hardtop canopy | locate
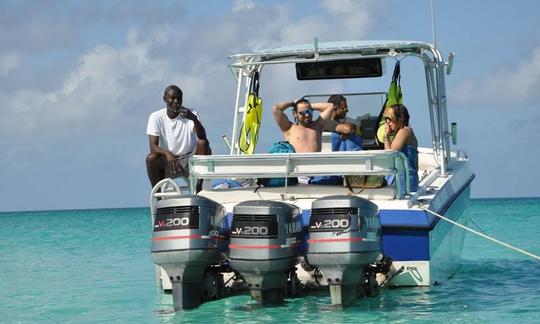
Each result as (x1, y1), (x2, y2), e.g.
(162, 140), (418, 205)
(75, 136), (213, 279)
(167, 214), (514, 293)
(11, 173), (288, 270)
(228, 40), (439, 65)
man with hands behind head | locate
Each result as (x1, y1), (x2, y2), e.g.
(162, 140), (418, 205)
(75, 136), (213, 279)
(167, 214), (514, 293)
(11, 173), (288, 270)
(325, 94), (363, 151)
(272, 98), (334, 153)
(325, 94), (357, 137)
(146, 85), (211, 191)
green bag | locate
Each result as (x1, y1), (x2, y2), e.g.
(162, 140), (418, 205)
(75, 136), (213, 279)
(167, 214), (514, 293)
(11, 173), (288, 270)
(377, 61), (403, 144)
(345, 175), (386, 190)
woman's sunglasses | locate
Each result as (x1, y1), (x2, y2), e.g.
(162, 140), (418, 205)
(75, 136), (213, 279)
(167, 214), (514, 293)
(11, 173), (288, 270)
(298, 108), (314, 117)
(384, 116), (395, 123)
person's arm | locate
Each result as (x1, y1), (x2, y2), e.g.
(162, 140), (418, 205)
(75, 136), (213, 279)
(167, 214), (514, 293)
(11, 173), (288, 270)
(181, 107), (208, 140)
(335, 122), (356, 135)
(384, 126), (411, 151)
(148, 135), (180, 174)
(272, 101), (294, 132)
(311, 102), (334, 129)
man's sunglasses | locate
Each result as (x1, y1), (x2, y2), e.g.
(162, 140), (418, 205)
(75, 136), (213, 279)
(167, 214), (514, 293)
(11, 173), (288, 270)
(298, 108), (314, 117)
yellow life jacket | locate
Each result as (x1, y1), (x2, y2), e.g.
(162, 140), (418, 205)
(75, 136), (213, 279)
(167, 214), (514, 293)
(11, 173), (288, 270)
(239, 71), (262, 154)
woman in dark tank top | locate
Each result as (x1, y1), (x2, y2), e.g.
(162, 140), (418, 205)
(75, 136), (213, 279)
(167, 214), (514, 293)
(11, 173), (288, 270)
(383, 104), (419, 192)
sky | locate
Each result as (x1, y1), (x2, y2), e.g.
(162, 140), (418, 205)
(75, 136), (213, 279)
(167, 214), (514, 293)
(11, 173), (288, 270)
(1, 0), (539, 212)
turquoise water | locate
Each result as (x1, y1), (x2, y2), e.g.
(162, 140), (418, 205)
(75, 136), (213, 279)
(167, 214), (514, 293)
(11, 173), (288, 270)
(1, 198), (539, 323)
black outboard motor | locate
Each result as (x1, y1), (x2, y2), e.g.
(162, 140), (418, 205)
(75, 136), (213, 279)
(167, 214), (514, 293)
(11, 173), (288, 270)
(151, 195), (228, 310)
(307, 195), (381, 305)
(228, 200), (304, 304)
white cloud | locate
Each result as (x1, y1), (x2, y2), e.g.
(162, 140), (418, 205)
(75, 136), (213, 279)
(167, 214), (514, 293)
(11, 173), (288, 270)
(190, 1), (375, 55)
(0, 1), (379, 149)
(452, 47), (540, 105)
(275, 1), (373, 44)
(0, 31), (173, 140)
(0, 52), (20, 75)
(232, 0), (256, 12)
(321, 0), (373, 37)
(279, 16), (328, 44)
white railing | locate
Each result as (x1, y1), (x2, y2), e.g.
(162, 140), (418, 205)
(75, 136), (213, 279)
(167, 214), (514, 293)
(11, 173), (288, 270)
(148, 178), (184, 224)
(189, 150), (410, 198)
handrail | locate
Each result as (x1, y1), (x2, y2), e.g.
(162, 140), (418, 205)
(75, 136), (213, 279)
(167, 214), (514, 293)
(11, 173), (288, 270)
(188, 150), (410, 198)
(149, 178), (183, 224)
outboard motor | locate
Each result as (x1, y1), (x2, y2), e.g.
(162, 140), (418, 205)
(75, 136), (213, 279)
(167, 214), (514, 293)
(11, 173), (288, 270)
(307, 195), (381, 305)
(151, 195), (228, 310)
(228, 200), (304, 304)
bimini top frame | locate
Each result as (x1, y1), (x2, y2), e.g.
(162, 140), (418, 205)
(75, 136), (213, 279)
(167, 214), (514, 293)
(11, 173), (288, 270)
(227, 39), (453, 175)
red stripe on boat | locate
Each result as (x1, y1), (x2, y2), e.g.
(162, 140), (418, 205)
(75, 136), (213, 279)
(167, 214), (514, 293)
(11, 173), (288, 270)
(307, 237), (363, 243)
(152, 234), (202, 241)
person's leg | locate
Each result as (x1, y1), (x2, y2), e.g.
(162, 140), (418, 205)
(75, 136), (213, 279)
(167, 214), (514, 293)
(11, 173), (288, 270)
(146, 153), (166, 188)
(331, 132), (342, 151)
(344, 134), (363, 151)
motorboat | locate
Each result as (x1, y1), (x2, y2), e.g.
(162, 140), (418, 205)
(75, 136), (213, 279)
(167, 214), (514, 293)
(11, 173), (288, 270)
(149, 39), (474, 308)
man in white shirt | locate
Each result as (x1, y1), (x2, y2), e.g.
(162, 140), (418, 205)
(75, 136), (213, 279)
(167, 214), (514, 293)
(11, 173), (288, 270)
(146, 85), (211, 191)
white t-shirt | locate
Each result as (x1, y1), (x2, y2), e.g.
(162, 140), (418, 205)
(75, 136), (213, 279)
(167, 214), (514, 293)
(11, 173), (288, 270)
(146, 108), (199, 157)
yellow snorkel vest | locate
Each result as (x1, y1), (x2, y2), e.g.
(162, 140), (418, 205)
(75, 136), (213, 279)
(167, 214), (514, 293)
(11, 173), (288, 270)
(239, 71), (262, 155)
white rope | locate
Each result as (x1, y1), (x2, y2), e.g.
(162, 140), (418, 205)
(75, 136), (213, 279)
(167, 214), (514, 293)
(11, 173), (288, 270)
(421, 207), (540, 261)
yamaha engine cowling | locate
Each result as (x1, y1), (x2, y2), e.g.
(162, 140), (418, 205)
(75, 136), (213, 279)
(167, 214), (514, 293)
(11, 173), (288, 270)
(151, 195), (228, 310)
(228, 200), (304, 304)
(307, 195), (381, 305)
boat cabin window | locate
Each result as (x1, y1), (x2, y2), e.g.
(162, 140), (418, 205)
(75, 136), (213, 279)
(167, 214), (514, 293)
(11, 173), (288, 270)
(296, 58), (384, 80)
(303, 92), (386, 149)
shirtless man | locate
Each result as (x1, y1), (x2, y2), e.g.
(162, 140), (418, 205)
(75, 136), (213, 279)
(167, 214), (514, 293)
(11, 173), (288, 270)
(272, 99), (334, 152)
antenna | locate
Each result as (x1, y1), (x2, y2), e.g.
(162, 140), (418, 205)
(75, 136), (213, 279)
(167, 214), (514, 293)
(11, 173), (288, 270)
(431, 0), (437, 47)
